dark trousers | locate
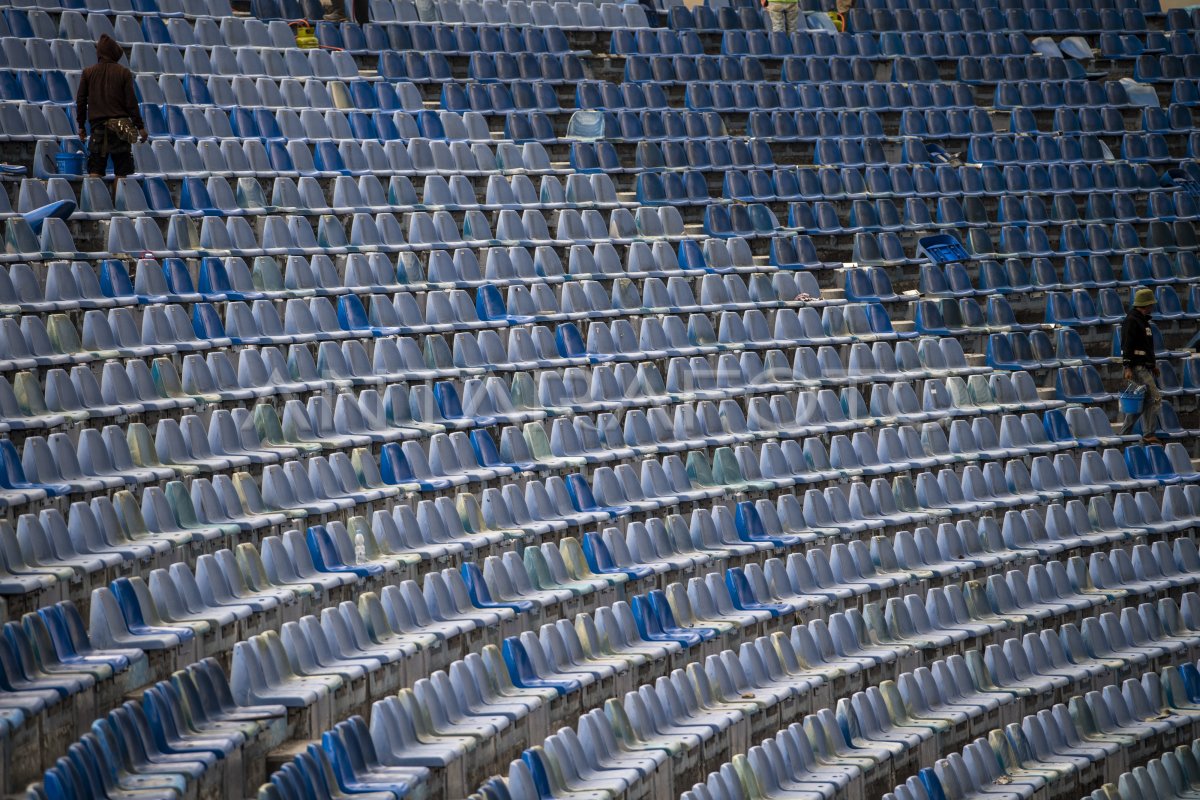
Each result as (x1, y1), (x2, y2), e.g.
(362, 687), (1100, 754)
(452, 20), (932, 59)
(86, 123), (134, 177)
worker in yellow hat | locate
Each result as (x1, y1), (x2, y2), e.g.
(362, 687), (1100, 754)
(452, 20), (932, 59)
(1120, 287), (1161, 443)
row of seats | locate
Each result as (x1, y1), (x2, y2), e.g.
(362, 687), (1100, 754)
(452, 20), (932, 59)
(722, 27), (1160, 62)
(845, 0), (1156, 11)
(710, 192), (1200, 252)
(6, 470), (631, 607)
(718, 162), (1167, 203)
(760, 105), (1175, 141)
(870, 29), (1099, 58)
(629, 53), (884, 86)
(672, 0), (1156, 31)
(1047, 286), (1200, 326)
(63, 109), (558, 151)
(0, 237), (785, 313)
(114, 43), (563, 84)
(681, 82), (1131, 118)
(845, 5), (1155, 34)
(87, 110), (1180, 173)
(312, 19), (575, 56)
(663, 1), (815, 31)
(381, 51), (587, 85)
(0, 36), (109, 75)
(0, 100), (507, 149)
(993, 79), (1153, 110)
(38, 8), (578, 57)
(15, 201), (656, 258)
(958, 54), (1107, 84)
(134, 103), (549, 144)
(0, 299), (984, 391)
(3, 66), (381, 111)
(588, 84), (987, 118)
(996, 325), (1166, 375)
(125, 75), (563, 115)
(907, 294), (1050, 336)
(635, 52), (1087, 86)
(1101, 30), (1200, 59)
(770, 192), (1200, 236)
(575, 140), (772, 175)
(903, 254), (1200, 302)
(129, 44), (360, 80)
(1015, 106), (1196, 137)
(850, 220), (1199, 266)
(111, 137), (562, 181)
(585, 106), (772, 142)
(12, 172), (647, 226)
(27, 204), (709, 261)
(1054, 364), (1140, 405)
(1133, 54), (1200, 84)
(990, 333), (1199, 387)
(5, 0), (233, 16)
(916, 288), (1185, 339)
(895, 134), (1117, 169)
(859, 262), (1190, 311)
(41, 9), (299, 48)
(363, 0), (654, 29)
(720, 29), (887, 58)
(0, 237), (774, 314)
(39, 323), (978, 415)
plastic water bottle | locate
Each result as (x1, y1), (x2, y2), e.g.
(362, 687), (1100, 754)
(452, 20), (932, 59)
(354, 533), (366, 565)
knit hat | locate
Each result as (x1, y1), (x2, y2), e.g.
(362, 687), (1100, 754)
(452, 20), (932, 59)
(1133, 287), (1156, 308)
(95, 34), (122, 63)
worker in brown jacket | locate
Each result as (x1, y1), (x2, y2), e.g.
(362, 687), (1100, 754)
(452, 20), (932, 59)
(75, 35), (146, 178)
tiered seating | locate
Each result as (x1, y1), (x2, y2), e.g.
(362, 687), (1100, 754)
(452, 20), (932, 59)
(1086, 738), (1200, 799)
(363, 0), (652, 29)
(882, 681), (1200, 800)
(3, 0), (1198, 799)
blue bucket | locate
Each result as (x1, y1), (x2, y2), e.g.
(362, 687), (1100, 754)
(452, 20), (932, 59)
(55, 150), (85, 176)
(1119, 386), (1144, 415)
